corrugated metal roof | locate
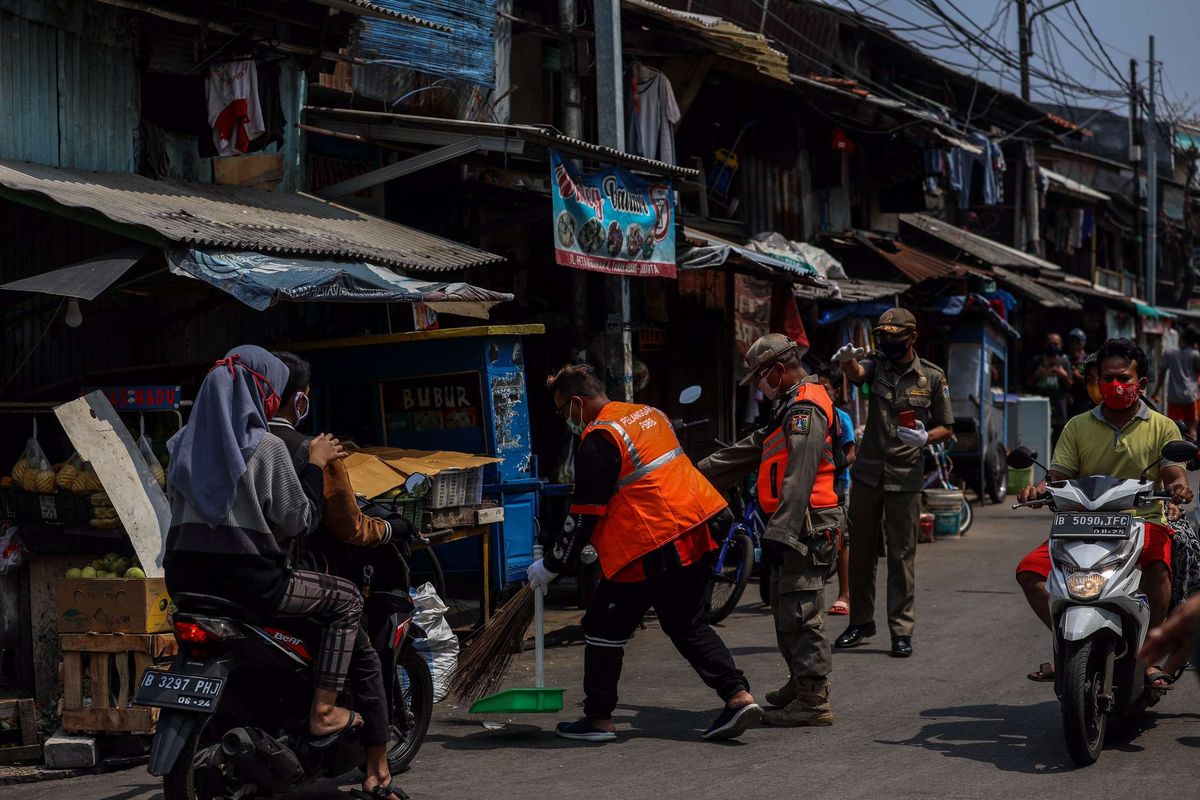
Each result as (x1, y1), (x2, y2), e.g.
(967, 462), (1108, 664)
(992, 266), (1080, 310)
(304, 107), (700, 179)
(0, 159), (504, 272)
(310, 0), (449, 31)
(1041, 167), (1110, 203)
(623, 0), (790, 84)
(899, 213), (1062, 273)
(794, 278), (909, 303)
(851, 232), (988, 282)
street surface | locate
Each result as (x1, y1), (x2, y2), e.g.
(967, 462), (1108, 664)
(14, 501), (1200, 799)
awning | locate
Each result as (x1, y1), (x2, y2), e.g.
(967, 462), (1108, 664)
(1041, 167), (1109, 203)
(849, 231), (988, 282)
(0, 159), (504, 272)
(167, 248), (513, 317)
(991, 266), (1081, 310)
(0, 246), (148, 300)
(1135, 302), (1177, 319)
(899, 213), (1061, 273)
(1036, 274), (1134, 308)
(679, 227), (827, 284)
(794, 278), (909, 303)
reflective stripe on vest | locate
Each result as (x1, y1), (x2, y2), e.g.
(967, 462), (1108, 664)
(579, 402), (727, 579)
(758, 383), (840, 514)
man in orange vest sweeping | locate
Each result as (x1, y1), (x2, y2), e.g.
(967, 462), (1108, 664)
(526, 364), (762, 743)
(697, 334), (844, 727)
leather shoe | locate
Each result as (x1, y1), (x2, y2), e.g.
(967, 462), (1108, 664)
(834, 623), (876, 649)
(891, 636), (913, 658)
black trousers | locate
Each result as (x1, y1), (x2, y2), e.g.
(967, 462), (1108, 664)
(580, 558), (749, 720)
(345, 626), (390, 746)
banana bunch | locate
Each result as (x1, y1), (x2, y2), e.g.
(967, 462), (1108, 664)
(89, 492), (120, 529)
(13, 459), (56, 494)
(56, 460), (79, 490)
(69, 464), (103, 496)
(146, 458), (166, 488)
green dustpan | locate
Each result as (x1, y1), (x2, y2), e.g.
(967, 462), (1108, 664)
(469, 545), (565, 715)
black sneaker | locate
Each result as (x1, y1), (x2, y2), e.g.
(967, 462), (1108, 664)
(555, 718), (617, 742)
(702, 703), (763, 741)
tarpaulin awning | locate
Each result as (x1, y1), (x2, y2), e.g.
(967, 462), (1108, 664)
(680, 227), (827, 285)
(794, 278), (909, 303)
(1040, 167), (1109, 203)
(1135, 302), (1177, 319)
(0, 246), (148, 300)
(167, 248), (513, 316)
(899, 213), (1061, 273)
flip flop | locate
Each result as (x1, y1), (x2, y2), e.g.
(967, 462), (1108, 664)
(1146, 669), (1176, 690)
(828, 600), (850, 616)
(1027, 662), (1055, 682)
(308, 707), (363, 749)
(350, 778), (410, 800)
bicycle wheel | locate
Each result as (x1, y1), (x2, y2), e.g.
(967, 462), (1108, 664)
(958, 495), (974, 536)
(702, 533), (754, 624)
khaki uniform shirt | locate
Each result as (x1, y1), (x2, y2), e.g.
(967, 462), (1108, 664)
(850, 354), (954, 492)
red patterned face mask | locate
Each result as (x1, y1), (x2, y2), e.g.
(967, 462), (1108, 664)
(212, 355), (281, 418)
(1099, 379), (1139, 410)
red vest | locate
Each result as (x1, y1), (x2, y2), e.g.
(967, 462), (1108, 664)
(572, 402), (727, 579)
(758, 383), (840, 514)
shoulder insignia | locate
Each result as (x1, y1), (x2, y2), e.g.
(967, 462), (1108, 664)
(789, 409), (812, 435)
(942, 383), (951, 399)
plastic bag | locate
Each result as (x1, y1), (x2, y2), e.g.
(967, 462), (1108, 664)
(12, 420), (55, 494)
(137, 434), (166, 488)
(408, 582), (459, 702)
(56, 451), (83, 491)
(68, 460), (103, 496)
(0, 526), (24, 576)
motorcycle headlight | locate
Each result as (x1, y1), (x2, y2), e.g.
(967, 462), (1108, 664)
(1065, 571), (1107, 601)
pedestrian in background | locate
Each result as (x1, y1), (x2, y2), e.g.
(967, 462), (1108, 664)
(818, 367), (856, 617)
(830, 308), (954, 658)
(1155, 327), (1200, 439)
(699, 334), (844, 726)
(1029, 332), (1074, 445)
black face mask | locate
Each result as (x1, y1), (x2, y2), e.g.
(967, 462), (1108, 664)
(1046, 345), (1062, 356)
(880, 337), (911, 360)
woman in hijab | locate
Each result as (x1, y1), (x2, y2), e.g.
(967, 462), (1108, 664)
(164, 345), (363, 741)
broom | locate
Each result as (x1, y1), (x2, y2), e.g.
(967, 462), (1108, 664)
(448, 584), (536, 704)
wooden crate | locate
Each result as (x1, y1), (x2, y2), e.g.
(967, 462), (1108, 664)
(0, 698), (41, 764)
(60, 632), (177, 734)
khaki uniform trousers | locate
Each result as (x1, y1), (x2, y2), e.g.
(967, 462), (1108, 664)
(771, 532), (838, 680)
(846, 487), (921, 638)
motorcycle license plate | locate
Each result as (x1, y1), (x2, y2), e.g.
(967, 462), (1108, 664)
(134, 669), (224, 712)
(1050, 512), (1131, 539)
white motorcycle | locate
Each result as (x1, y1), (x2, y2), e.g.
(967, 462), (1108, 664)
(1008, 440), (1196, 766)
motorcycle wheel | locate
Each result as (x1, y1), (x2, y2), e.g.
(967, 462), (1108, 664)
(1061, 638), (1109, 766)
(986, 444), (1008, 503)
(387, 648), (433, 773)
(957, 496), (974, 536)
(701, 533), (754, 624)
(163, 721), (224, 800)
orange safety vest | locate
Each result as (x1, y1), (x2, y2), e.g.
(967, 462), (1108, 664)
(758, 383), (840, 515)
(571, 402), (727, 580)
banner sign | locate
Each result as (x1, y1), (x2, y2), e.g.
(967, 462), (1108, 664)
(551, 150), (676, 277)
(733, 274), (772, 383)
(84, 386), (182, 411)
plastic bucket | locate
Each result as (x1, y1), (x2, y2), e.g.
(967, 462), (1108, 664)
(924, 489), (963, 538)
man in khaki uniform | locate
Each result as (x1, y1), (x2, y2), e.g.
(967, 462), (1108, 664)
(832, 308), (954, 658)
(698, 334), (843, 726)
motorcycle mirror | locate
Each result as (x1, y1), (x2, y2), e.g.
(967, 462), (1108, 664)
(404, 473), (431, 498)
(1176, 420), (1196, 443)
(679, 385), (702, 406)
(1161, 441), (1200, 464)
(1005, 446), (1038, 471)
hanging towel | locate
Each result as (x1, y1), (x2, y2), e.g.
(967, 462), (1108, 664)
(206, 60), (265, 156)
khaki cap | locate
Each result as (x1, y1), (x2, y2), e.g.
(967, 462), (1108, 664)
(740, 333), (797, 385)
(874, 307), (917, 335)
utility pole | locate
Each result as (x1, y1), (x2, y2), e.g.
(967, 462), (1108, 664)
(1130, 58), (1144, 288)
(559, 0), (589, 351)
(593, 0), (634, 401)
(1017, 0), (1031, 102)
(1146, 35), (1158, 307)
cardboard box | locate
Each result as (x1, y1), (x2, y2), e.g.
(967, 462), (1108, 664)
(57, 578), (171, 634)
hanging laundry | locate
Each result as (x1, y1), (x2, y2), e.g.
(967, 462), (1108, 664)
(947, 132), (1001, 209)
(206, 60), (265, 156)
(624, 64), (681, 164)
(247, 60), (286, 154)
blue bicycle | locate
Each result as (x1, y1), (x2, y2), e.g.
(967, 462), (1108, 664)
(702, 481), (768, 624)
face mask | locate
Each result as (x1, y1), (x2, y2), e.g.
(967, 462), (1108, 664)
(565, 398), (586, 436)
(1099, 379), (1140, 410)
(1087, 381), (1103, 406)
(1046, 345), (1062, 356)
(757, 363), (784, 400)
(880, 337), (910, 360)
(294, 393), (310, 425)
(212, 355), (280, 419)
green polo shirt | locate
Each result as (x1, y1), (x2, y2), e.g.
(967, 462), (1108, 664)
(1049, 401), (1183, 522)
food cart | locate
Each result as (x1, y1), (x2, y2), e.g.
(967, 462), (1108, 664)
(297, 325), (544, 614)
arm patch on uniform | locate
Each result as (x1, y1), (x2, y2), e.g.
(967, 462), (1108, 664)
(941, 383), (950, 399)
(789, 409), (811, 435)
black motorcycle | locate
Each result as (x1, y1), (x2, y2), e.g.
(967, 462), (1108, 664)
(137, 537), (433, 800)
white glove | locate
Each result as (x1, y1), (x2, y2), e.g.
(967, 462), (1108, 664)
(526, 558), (558, 594)
(832, 344), (865, 364)
(896, 419), (929, 448)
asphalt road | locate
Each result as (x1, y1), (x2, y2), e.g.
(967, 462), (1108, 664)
(14, 501), (1200, 800)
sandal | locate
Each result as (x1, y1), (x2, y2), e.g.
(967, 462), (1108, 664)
(828, 600), (850, 616)
(1027, 662), (1055, 682)
(1146, 669), (1176, 690)
(308, 707), (362, 749)
(350, 778), (410, 800)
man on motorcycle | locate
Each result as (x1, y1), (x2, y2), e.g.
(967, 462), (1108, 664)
(269, 352), (410, 800)
(1016, 338), (1194, 687)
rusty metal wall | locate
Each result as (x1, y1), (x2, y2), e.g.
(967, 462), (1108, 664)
(741, 153), (805, 241)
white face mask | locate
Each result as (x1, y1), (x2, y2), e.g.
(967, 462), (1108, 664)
(757, 363), (784, 400)
(294, 393), (310, 425)
(565, 397), (585, 436)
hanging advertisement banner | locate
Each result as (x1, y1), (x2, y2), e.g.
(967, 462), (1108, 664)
(733, 274), (772, 383)
(551, 150), (676, 277)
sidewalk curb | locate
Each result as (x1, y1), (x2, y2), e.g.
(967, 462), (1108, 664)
(0, 765), (100, 786)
